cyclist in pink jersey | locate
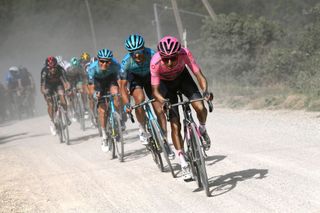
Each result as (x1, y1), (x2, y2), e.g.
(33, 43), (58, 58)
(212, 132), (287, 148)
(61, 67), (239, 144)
(151, 36), (213, 180)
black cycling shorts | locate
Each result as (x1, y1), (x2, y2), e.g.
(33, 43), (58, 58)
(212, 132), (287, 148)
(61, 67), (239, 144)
(94, 73), (119, 96)
(128, 73), (153, 99)
(161, 67), (202, 119)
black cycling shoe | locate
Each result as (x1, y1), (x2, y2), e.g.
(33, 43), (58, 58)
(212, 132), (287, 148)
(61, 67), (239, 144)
(200, 131), (211, 151)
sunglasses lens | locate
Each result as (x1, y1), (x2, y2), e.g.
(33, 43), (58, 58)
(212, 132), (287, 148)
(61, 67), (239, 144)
(162, 56), (178, 63)
(131, 49), (144, 56)
(99, 60), (110, 64)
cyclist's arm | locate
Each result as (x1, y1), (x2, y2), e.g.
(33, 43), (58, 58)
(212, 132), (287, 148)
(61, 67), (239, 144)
(120, 80), (129, 105)
(40, 69), (47, 94)
(152, 84), (166, 104)
(194, 70), (208, 93)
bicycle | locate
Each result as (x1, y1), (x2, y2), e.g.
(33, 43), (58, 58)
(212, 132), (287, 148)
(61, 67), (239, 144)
(73, 87), (86, 131)
(129, 99), (176, 178)
(50, 93), (70, 145)
(165, 91), (213, 196)
(99, 93), (124, 162)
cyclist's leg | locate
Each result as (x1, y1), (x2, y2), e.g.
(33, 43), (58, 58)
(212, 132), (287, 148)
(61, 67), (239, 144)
(57, 85), (71, 125)
(180, 69), (211, 148)
(87, 83), (95, 114)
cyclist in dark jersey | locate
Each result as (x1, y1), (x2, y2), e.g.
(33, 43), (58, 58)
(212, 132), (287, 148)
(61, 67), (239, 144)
(40, 56), (71, 135)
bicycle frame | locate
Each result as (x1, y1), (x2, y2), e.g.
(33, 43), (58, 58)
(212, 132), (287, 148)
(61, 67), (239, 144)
(100, 93), (124, 161)
(131, 99), (175, 177)
(168, 91), (213, 196)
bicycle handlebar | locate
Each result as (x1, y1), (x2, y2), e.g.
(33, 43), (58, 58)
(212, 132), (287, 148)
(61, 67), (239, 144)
(164, 93), (214, 121)
(131, 98), (155, 110)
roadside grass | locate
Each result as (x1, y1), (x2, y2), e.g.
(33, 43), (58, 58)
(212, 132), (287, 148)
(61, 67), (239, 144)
(211, 84), (320, 111)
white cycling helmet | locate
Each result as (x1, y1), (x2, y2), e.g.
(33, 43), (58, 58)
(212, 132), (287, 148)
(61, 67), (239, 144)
(9, 66), (19, 72)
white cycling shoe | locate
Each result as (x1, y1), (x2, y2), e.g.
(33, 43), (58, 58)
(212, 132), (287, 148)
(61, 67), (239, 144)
(181, 165), (192, 181)
(50, 123), (57, 136)
(139, 130), (150, 145)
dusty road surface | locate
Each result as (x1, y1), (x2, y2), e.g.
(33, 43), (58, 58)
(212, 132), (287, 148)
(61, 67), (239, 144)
(1, 108), (320, 213)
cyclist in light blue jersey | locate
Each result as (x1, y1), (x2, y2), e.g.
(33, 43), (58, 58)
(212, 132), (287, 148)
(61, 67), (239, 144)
(88, 49), (121, 147)
(119, 34), (174, 158)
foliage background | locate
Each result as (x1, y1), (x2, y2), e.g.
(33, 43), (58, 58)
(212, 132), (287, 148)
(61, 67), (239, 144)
(1, 0), (320, 110)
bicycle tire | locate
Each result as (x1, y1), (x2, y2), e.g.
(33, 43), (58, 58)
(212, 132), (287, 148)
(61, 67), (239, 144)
(61, 108), (70, 145)
(105, 118), (115, 159)
(150, 120), (175, 177)
(190, 123), (210, 196)
(113, 112), (124, 162)
(77, 93), (85, 131)
(56, 112), (64, 143)
(148, 135), (164, 172)
(188, 135), (202, 188)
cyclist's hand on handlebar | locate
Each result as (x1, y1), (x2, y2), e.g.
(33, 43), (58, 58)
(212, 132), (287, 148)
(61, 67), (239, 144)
(203, 91), (214, 101)
(162, 99), (171, 112)
(95, 91), (101, 99)
(124, 103), (132, 113)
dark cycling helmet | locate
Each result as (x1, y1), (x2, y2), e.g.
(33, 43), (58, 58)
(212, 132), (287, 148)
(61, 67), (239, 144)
(70, 57), (80, 66)
(97, 49), (113, 59)
(157, 36), (181, 57)
(45, 56), (58, 68)
(125, 34), (144, 51)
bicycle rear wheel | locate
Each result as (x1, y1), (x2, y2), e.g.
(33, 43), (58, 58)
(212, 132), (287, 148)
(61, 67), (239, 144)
(113, 112), (124, 162)
(190, 124), (210, 196)
(150, 120), (175, 178)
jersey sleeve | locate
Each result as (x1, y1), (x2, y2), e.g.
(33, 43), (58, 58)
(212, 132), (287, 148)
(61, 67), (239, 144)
(150, 54), (161, 86)
(184, 48), (200, 74)
(119, 54), (130, 80)
(40, 68), (47, 87)
(87, 62), (98, 83)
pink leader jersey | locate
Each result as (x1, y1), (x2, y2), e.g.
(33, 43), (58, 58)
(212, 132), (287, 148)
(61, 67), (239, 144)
(150, 47), (201, 85)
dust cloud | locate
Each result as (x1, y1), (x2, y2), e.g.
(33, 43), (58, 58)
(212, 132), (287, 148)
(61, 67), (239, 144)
(0, 0), (184, 115)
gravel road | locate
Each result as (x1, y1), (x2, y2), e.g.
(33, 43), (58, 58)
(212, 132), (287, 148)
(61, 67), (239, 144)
(1, 108), (320, 213)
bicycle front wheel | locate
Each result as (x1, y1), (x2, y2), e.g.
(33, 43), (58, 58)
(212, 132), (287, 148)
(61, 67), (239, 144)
(60, 108), (70, 145)
(148, 135), (164, 172)
(77, 93), (85, 131)
(112, 112), (124, 162)
(150, 120), (175, 177)
(190, 123), (210, 197)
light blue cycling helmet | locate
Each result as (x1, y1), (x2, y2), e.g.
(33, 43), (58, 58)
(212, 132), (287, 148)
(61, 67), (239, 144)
(97, 49), (113, 59)
(125, 34), (144, 51)
(70, 57), (80, 66)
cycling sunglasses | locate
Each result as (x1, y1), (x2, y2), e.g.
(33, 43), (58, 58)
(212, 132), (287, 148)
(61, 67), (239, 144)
(161, 55), (178, 63)
(130, 49), (145, 56)
(99, 59), (111, 64)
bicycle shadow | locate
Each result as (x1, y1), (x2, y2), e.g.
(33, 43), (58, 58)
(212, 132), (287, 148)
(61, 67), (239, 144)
(124, 127), (139, 134)
(124, 147), (149, 162)
(0, 132), (28, 145)
(123, 134), (139, 144)
(69, 133), (100, 145)
(206, 155), (227, 166)
(207, 168), (268, 197)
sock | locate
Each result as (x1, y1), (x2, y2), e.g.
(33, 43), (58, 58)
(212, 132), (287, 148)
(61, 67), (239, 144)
(178, 150), (188, 168)
(102, 129), (107, 139)
(139, 123), (146, 133)
(199, 123), (206, 134)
